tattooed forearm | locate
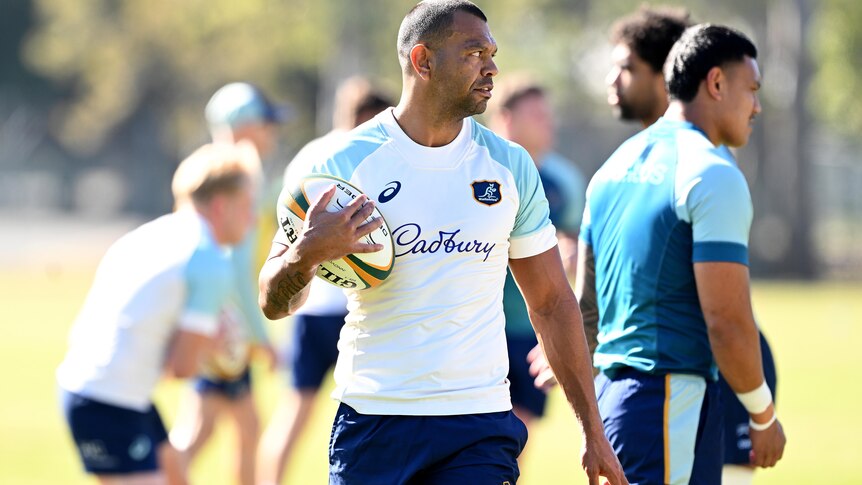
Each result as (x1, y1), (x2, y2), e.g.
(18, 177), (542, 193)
(268, 271), (310, 314)
(259, 248), (314, 320)
(577, 245), (600, 358)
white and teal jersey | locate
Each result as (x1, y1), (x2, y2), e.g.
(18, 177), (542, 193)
(57, 210), (233, 411)
(581, 118), (752, 380)
(274, 108), (557, 415)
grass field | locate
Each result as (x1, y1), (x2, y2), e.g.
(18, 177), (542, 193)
(1, 261), (860, 484)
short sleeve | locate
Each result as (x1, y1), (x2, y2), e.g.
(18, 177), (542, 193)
(677, 163), (753, 265)
(180, 246), (233, 335)
(509, 148), (557, 259)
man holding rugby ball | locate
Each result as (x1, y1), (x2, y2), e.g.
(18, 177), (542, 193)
(258, 2), (624, 484)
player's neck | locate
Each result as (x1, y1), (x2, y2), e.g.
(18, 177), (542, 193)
(392, 100), (464, 148)
(664, 101), (721, 146)
(640, 110), (664, 130)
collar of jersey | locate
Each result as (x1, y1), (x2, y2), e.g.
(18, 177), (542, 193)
(377, 108), (473, 169)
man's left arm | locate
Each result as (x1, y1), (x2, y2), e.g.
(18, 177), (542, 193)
(509, 247), (626, 485)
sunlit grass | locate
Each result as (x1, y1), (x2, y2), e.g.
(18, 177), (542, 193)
(1, 267), (859, 484)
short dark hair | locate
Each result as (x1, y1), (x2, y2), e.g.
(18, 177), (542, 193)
(397, 0), (487, 64)
(665, 24), (758, 102)
(609, 6), (692, 73)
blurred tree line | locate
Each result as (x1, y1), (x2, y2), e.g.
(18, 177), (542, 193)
(2, 0), (860, 277)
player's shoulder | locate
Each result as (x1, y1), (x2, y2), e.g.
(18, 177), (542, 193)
(285, 131), (349, 183)
(470, 118), (525, 153)
(286, 119), (391, 184)
(607, 127), (653, 164)
(469, 118), (532, 167)
(319, 116), (392, 178)
(675, 144), (750, 213)
(591, 128), (652, 184)
(680, 141), (745, 186)
(541, 152), (585, 182)
(183, 214), (232, 276)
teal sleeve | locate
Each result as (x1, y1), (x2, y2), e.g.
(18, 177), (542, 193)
(183, 245), (233, 335)
(678, 163), (752, 264)
(512, 148), (552, 239)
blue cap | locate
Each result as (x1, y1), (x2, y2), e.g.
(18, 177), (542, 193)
(205, 82), (291, 129)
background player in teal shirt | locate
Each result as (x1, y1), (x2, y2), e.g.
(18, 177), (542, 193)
(600, 9), (781, 484)
(577, 24), (786, 484)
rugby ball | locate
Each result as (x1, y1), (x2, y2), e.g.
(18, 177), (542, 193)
(277, 174), (394, 290)
(198, 303), (250, 380)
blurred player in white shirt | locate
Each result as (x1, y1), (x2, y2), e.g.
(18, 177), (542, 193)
(58, 143), (260, 485)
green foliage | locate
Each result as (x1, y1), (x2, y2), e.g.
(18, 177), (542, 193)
(21, 0), (862, 157)
(810, 0), (862, 136)
(24, 0), (332, 154)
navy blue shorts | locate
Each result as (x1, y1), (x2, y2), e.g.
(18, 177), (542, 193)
(194, 367), (252, 400)
(329, 403), (527, 485)
(61, 390), (168, 474)
(719, 331), (778, 465)
(596, 369), (723, 485)
(289, 313), (345, 389)
(506, 333), (547, 418)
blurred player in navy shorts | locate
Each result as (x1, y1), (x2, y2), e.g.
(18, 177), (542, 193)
(58, 143), (260, 485)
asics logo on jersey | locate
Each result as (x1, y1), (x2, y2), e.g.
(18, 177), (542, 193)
(471, 180), (502, 205)
(378, 181), (402, 203)
(393, 223), (495, 262)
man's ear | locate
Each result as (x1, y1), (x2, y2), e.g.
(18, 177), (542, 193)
(705, 66), (724, 100)
(409, 44), (432, 80)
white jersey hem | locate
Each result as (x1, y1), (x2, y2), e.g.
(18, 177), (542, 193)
(333, 395), (513, 416)
(509, 223), (558, 259)
(57, 380), (151, 412)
